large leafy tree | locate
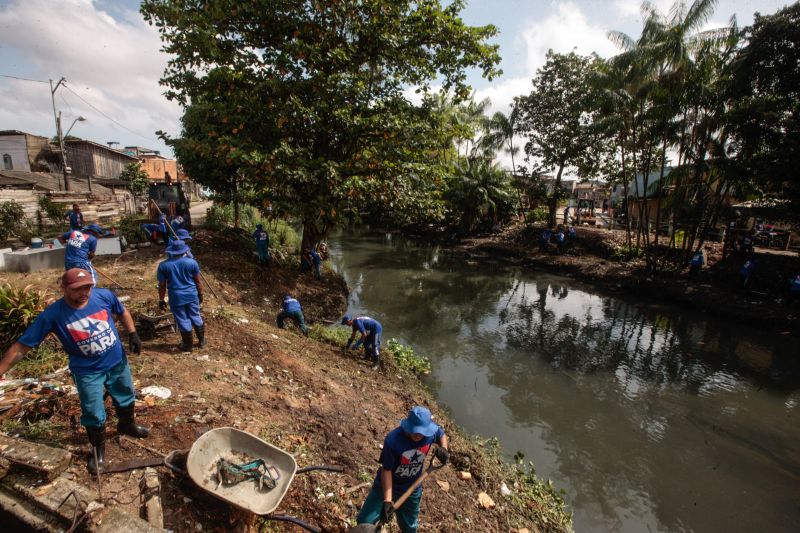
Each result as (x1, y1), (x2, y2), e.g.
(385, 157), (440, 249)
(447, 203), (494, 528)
(726, 2), (800, 223)
(515, 51), (603, 227)
(141, 0), (500, 248)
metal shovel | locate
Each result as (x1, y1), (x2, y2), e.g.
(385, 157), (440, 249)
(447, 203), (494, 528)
(348, 448), (447, 533)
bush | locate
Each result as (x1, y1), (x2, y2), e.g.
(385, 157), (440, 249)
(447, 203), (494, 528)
(528, 206), (549, 223)
(0, 201), (33, 244)
(611, 244), (645, 261)
(116, 214), (150, 244)
(0, 284), (47, 352)
(37, 196), (65, 226)
(386, 339), (431, 375)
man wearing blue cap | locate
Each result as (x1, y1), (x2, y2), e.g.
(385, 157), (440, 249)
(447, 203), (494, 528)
(252, 224), (270, 265)
(59, 223), (103, 284)
(342, 315), (383, 369)
(356, 405), (449, 532)
(166, 228), (194, 258)
(277, 294), (308, 336)
(157, 239), (205, 352)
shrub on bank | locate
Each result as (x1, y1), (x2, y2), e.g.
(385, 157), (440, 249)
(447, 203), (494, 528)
(0, 284), (47, 352)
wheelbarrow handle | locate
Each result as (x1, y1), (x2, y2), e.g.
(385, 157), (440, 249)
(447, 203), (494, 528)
(296, 465), (345, 475)
(268, 514), (322, 533)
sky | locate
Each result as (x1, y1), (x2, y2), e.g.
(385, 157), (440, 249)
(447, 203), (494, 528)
(0, 0), (791, 163)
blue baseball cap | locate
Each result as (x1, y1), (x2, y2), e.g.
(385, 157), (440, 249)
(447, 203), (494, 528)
(400, 406), (437, 437)
(165, 239), (190, 256)
(176, 229), (192, 241)
(341, 315), (351, 325)
(82, 223), (103, 235)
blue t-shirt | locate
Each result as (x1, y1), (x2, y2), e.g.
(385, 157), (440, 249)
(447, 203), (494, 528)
(352, 316), (382, 335)
(541, 230), (551, 242)
(375, 426), (445, 494)
(691, 253), (704, 266)
(282, 297), (301, 313)
(62, 231), (97, 266)
(253, 229), (269, 247)
(66, 210), (84, 230)
(157, 256), (201, 306)
(19, 289), (126, 375)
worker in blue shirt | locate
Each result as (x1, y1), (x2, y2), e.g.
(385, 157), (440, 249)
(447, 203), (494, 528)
(739, 258), (757, 289)
(0, 268), (148, 474)
(64, 203), (85, 230)
(342, 314), (383, 369)
(539, 229), (552, 252)
(170, 215), (186, 231)
(689, 249), (705, 279)
(787, 274), (800, 305)
(301, 247), (322, 278)
(276, 294), (308, 336)
(157, 240), (205, 352)
(252, 224), (271, 265)
(59, 223), (103, 284)
(356, 406), (449, 533)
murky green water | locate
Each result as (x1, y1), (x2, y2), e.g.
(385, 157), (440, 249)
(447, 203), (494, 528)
(329, 231), (800, 533)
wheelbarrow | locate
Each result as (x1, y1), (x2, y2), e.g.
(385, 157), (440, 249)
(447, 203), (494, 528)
(106, 428), (342, 532)
(182, 427), (343, 532)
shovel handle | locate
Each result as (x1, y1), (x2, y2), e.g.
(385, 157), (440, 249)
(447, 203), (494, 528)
(392, 446), (446, 511)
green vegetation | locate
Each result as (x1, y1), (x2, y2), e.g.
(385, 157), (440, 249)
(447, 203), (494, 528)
(205, 203), (301, 251)
(116, 214), (150, 244)
(309, 327), (431, 375)
(0, 284), (47, 352)
(141, 0), (501, 248)
(118, 161), (150, 195)
(0, 419), (65, 445)
(12, 339), (68, 378)
(0, 201), (32, 244)
(37, 196), (66, 227)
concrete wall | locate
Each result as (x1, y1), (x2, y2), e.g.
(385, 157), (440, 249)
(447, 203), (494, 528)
(0, 135), (31, 171)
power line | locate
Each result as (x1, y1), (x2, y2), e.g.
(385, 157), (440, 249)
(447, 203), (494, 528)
(62, 83), (156, 141)
(0, 73), (49, 84)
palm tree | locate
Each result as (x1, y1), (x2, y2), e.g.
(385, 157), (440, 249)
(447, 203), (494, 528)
(446, 158), (514, 232)
(482, 107), (527, 220)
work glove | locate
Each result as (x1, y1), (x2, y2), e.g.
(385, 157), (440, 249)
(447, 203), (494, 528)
(159, 300), (167, 311)
(198, 293), (204, 304)
(435, 447), (450, 466)
(380, 501), (394, 523)
(129, 332), (142, 355)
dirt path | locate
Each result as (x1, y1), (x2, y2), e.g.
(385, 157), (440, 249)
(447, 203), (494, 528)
(1, 228), (571, 533)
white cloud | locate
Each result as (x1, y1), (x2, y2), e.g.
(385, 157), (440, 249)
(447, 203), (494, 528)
(520, 2), (619, 75)
(0, 0), (179, 155)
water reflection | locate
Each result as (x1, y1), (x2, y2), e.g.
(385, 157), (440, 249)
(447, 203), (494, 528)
(329, 232), (800, 533)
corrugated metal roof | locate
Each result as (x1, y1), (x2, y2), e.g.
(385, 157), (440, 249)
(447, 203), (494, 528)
(0, 170), (114, 194)
(65, 139), (140, 160)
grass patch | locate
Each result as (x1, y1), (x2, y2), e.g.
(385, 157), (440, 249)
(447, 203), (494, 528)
(12, 338), (68, 378)
(1, 419), (65, 444)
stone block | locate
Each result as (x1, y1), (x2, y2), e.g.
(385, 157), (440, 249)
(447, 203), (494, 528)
(0, 247), (11, 270)
(93, 506), (167, 533)
(0, 435), (72, 481)
(2, 247), (65, 273)
(2, 473), (97, 524)
(95, 236), (122, 256)
(0, 484), (63, 533)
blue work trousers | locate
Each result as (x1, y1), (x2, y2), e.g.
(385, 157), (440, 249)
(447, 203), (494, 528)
(72, 358), (136, 428)
(359, 330), (382, 361)
(65, 261), (96, 285)
(277, 310), (308, 335)
(356, 485), (422, 533)
(256, 242), (271, 264)
(171, 300), (204, 332)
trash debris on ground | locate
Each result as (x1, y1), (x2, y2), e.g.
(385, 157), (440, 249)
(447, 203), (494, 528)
(140, 386), (172, 399)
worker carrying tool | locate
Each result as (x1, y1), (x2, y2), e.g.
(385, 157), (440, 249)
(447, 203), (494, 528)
(167, 228), (195, 258)
(276, 294), (309, 336)
(252, 224), (271, 265)
(157, 239), (205, 352)
(0, 268), (148, 474)
(301, 247), (322, 279)
(342, 315), (383, 370)
(58, 223), (103, 284)
(355, 406), (449, 533)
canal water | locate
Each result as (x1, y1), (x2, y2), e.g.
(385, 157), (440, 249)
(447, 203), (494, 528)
(328, 231), (800, 533)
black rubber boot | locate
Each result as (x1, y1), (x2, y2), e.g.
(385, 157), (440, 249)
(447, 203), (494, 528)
(178, 330), (194, 352)
(86, 425), (106, 475)
(116, 404), (150, 438)
(195, 325), (206, 347)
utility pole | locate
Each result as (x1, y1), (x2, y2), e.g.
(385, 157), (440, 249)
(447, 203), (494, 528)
(50, 77), (69, 191)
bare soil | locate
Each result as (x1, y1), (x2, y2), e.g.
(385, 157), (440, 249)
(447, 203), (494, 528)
(1, 229), (569, 533)
(451, 223), (800, 337)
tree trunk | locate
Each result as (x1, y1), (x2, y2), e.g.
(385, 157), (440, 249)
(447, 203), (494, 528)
(548, 161), (565, 228)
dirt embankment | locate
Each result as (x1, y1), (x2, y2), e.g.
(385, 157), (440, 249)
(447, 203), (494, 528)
(448, 223), (800, 336)
(1, 229), (571, 533)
